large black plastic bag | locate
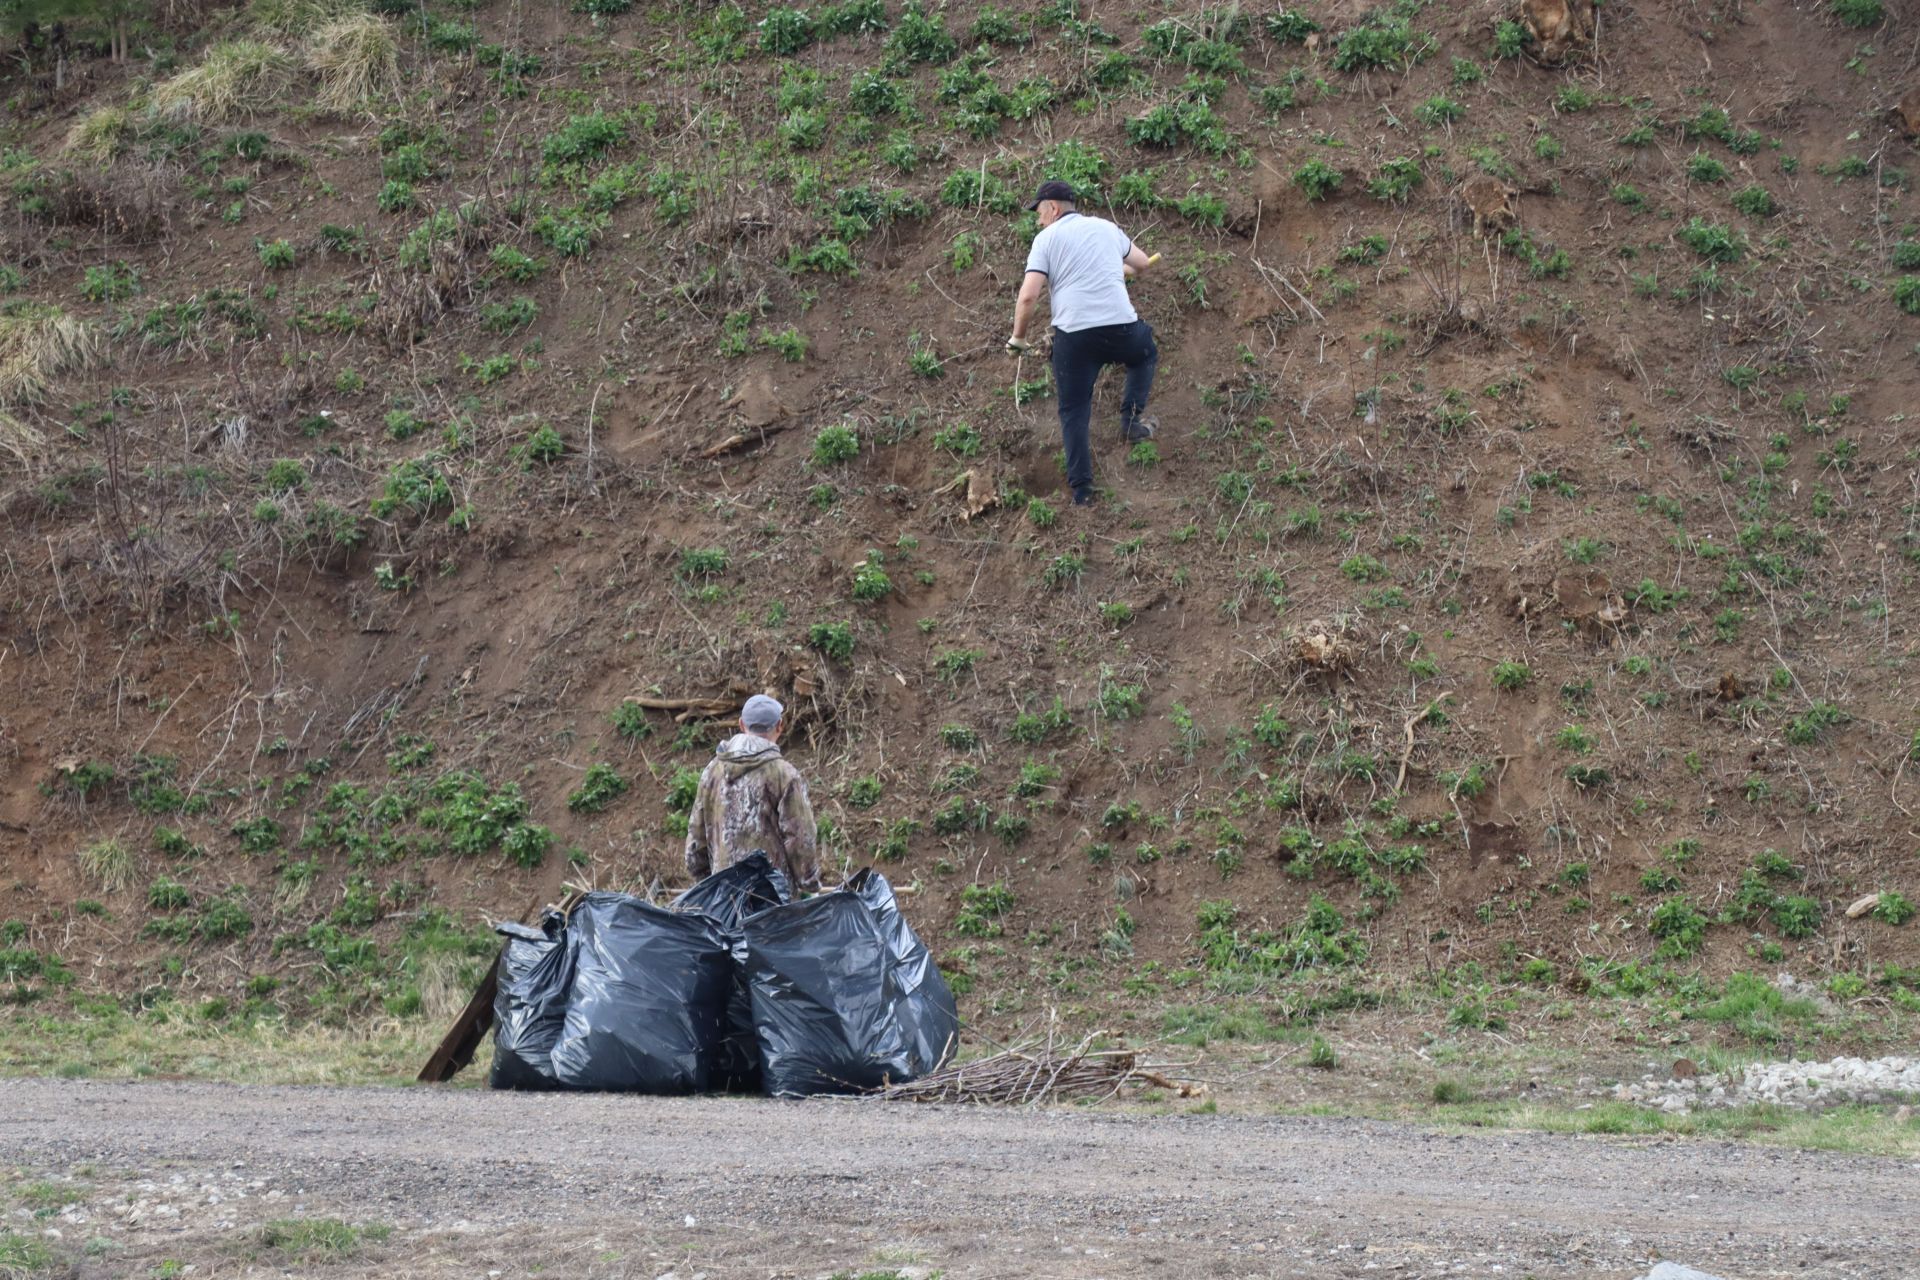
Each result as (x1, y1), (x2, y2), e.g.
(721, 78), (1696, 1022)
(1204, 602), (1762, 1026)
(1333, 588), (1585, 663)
(549, 892), (735, 1094)
(488, 914), (573, 1090)
(744, 870), (958, 1097)
(672, 852), (790, 929)
(853, 870), (960, 1076)
(672, 854), (792, 1093)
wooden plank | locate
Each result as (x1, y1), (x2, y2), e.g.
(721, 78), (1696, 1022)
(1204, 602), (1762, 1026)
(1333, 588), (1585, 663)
(416, 891), (585, 1085)
(416, 950), (502, 1084)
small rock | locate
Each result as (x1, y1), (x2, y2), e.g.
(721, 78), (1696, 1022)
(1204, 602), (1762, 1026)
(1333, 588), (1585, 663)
(1671, 1058), (1698, 1081)
(1636, 1265), (1729, 1280)
(1845, 893), (1881, 919)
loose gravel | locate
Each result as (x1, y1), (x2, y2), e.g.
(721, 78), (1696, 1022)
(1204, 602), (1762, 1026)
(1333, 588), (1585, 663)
(2, 1079), (1917, 1278)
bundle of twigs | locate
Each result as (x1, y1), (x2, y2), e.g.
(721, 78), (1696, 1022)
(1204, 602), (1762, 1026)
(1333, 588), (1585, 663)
(867, 1035), (1201, 1106)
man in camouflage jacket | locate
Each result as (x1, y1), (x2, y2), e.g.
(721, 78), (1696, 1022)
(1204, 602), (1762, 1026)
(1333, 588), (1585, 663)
(683, 694), (820, 892)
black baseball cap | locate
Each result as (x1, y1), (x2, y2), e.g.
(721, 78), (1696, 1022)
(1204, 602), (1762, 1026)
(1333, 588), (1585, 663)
(1026, 180), (1076, 210)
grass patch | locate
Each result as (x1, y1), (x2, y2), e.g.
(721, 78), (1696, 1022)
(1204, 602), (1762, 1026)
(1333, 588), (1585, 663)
(261, 1217), (392, 1259)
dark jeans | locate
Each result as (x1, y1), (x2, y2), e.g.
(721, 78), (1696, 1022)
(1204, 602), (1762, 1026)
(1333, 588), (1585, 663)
(1051, 320), (1157, 502)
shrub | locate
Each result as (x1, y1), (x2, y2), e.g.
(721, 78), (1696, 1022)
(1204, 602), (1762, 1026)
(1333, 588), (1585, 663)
(1415, 95), (1463, 126)
(256, 239), (295, 269)
(1266, 9), (1319, 42)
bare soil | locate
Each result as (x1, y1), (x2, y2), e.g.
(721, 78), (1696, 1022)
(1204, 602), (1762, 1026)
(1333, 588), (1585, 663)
(3, 1078), (1917, 1279)
(2, 0), (1919, 1104)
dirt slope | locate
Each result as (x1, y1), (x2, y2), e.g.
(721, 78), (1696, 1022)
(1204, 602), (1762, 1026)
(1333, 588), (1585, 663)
(0, 0), (1917, 1035)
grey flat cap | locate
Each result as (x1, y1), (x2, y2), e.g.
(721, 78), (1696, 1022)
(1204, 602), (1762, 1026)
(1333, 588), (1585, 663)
(741, 694), (784, 729)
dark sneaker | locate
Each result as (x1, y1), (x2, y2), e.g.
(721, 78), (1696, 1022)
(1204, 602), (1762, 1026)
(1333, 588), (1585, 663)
(1073, 490), (1096, 506)
(1123, 414), (1158, 443)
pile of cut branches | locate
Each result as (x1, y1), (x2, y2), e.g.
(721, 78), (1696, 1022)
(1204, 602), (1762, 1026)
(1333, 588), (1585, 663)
(867, 1036), (1201, 1106)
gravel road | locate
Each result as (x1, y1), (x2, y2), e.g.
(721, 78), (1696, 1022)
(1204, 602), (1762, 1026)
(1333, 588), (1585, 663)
(1, 1079), (1913, 1279)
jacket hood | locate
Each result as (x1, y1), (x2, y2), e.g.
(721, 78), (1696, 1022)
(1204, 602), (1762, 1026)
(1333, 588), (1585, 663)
(716, 733), (784, 768)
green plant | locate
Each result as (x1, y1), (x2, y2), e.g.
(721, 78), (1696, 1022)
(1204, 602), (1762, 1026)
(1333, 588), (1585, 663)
(677, 548), (728, 582)
(1731, 185), (1777, 217)
(935, 648), (981, 683)
(887, 3), (956, 64)
(566, 762), (628, 814)
(80, 261), (138, 301)
(812, 422), (860, 466)
(1368, 157), (1422, 203)
(1491, 19), (1527, 58)
(807, 621), (854, 662)
(953, 881), (1013, 936)
(610, 701), (652, 742)
(1686, 152), (1728, 183)
(1293, 158), (1343, 201)
(1871, 890), (1913, 925)
(851, 552), (892, 602)
(932, 420), (982, 457)
(1830, 0), (1883, 27)
(1894, 276), (1920, 316)
(759, 326), (808, 362)
(1415, 95), (1463, 126)
(1680, 217), (1745, 263)
(480, 296), (538, 333)
(1489, 660), (1536, 690)
(1650, 896), (1710, 957)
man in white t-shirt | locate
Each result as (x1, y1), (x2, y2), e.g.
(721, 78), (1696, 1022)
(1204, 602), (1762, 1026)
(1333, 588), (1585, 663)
(1007, 181), (1159, 507)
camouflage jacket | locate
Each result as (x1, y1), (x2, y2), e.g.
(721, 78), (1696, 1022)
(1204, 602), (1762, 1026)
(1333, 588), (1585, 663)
(683, 733), (819, 892)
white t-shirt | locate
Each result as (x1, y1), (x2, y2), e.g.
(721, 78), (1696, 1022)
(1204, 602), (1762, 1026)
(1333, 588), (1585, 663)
(1024, 212), (1138, 333)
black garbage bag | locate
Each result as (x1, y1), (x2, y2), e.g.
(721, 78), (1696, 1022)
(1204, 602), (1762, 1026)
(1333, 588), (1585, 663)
(743, 870), (959, 1097)
(672, 854), (793, 1094)
(852, 870), (960, 1075)
(488, 913), (573, 1091)
(671, 852), (791, 930)
(549, 892), (734, 1094)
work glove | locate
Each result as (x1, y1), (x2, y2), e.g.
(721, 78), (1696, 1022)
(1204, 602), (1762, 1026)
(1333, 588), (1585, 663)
(1005, 336), (1036, 354)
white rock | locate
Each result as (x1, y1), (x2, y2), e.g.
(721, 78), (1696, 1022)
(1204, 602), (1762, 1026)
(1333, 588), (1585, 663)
(1636, 1264), (1728, 1280)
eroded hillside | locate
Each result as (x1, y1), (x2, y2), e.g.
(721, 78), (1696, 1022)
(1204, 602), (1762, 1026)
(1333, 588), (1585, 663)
(2, 0), (1918, 1057)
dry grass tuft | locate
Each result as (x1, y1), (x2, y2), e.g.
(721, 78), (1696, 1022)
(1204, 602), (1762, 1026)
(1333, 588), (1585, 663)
(247, 0), (367, 36)
(62, 104), (134, 164)
(0, 304), (102, 405)
(76, 838), (135, 894)
(152, 40), (294, 122)
(0, 410), (44, 469)
(308, 13), (400, 113)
